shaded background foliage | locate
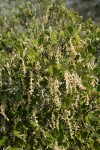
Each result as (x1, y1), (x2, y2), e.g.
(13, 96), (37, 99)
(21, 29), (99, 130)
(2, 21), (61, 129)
(67, 0), (100, 24)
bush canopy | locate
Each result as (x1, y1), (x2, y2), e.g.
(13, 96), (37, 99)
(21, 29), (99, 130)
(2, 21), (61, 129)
(0, 0), (100, 149)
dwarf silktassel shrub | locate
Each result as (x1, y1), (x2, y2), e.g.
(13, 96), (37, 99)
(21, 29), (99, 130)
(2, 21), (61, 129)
(0, 0), (100, 149)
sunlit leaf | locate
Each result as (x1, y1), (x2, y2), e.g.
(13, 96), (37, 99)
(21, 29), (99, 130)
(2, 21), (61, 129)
(48, 65), (53, 75)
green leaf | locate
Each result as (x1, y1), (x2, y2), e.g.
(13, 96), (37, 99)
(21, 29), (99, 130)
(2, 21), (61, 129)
(30, 121), (37, 128)
(27, 49), (36, 64)
(87, 45), (92, 52)
(87, 18), (93, 24)
(87, 45), (96, 53)
(76, 62), (83, 71)
(14, 130), (22, 139)
(75, 55), (80, 60)
(82, 131), (88, 138)
(93, 140), (100, 150)
(76, 132), (82, 141)
(60, 30), (64, 37)
(85, 115), (89, 123)
(96, 85), (100, 92)
(1, 51), (9, 60)
(48, 65), (53, 75)
(64, 30), (70, 38)
(88, 112), (99, 122)
(57, 63), (62, 70)
(45, 30), (50, 36)
(53, 128), (60, 138)
(8, 147), (19, 150)
(0, 136), (8, 146)
(46, 132), (54, 141)
(75, 35), (81, 45)
(73, 25), (81, 34)
(62, 97), (71, 107)
(38, 36), (44, 45)
(50, 31), (57, 44)
(89, 139), (94, 148)
(58, 133), (64, 143)
(68, 25), (73, 34)
(78, 16), (83, 22)
(62, 63), (68, 71)
(28, 49), (36, 57)
(94, 67), (100, 75)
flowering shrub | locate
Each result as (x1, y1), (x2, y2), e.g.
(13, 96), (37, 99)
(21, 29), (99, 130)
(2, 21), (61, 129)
(0, 0), (100, 149)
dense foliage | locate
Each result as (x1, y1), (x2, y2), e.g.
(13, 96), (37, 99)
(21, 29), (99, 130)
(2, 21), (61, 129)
(0, 0), (100, 149)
